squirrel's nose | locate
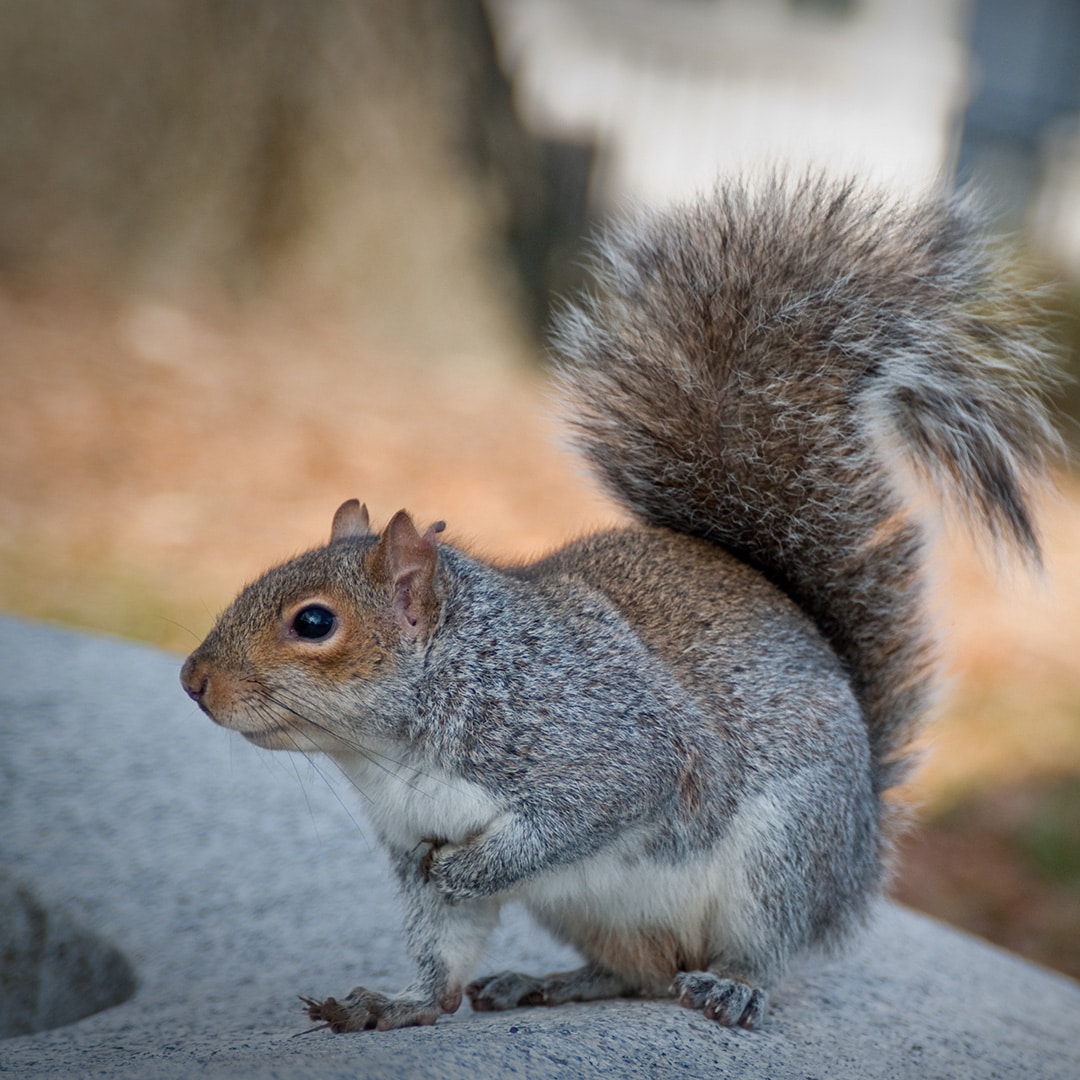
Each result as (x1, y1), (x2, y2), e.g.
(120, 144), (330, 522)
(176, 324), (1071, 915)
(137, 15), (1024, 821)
(180, 655), (207, 703)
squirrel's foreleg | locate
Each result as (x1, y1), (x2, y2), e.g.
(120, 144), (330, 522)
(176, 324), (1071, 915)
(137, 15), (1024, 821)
(425, 811), (559, 902)
(304, 841), (501, 1031)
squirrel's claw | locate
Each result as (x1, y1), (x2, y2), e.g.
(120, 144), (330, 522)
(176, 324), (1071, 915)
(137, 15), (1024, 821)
(672, 971), (768, 1029)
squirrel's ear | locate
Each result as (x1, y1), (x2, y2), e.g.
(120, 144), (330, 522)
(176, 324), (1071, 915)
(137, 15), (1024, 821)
(379, 510), (446, 641)
(330, 499), (371, 542)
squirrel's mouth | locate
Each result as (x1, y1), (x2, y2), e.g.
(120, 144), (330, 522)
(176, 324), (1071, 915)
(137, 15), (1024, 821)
(238, 726), (296, 750)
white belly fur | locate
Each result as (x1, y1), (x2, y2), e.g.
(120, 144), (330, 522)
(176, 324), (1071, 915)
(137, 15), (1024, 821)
(333, 742), (504, 851)
(335, 743), (787, 987)
(520, 790), (787, 987)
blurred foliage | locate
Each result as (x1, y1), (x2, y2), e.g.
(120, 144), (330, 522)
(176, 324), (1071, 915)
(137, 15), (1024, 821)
(1018, 776), (1080, 885)
(895, 771), (1080, 979)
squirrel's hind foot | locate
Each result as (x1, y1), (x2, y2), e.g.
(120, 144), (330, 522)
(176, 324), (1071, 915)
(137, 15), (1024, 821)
(467, 963), (635, 1011)
(301, 984), (458, 1032)
(672, 971), (767, 1029)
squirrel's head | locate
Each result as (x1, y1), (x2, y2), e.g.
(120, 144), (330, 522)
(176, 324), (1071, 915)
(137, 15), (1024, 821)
(179, 500), (446, 753)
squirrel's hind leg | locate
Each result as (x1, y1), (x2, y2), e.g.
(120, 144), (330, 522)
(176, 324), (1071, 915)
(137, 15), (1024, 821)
(467, 964), (767, 1028)
(302, 983), (462, 1033)
(672, 970), (767, 1029)
(466, 962), (637, 1012)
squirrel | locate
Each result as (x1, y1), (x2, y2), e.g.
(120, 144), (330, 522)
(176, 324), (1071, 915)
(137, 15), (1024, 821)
(180, 172), (1060, 1032)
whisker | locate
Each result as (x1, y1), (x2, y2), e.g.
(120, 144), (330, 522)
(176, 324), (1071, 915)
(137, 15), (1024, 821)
(257, 690), (441, 808)
(259, 688), (369, 753)
(285, 733), (323, 836)
(299, 751), (371, 829)
(249, 696), (371, 828)
(262, 687), (442, 796)
(160, 616), (202, 642)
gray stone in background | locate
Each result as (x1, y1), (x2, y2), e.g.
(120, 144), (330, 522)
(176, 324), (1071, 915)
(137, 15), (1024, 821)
(1, 614), (1077, 1078)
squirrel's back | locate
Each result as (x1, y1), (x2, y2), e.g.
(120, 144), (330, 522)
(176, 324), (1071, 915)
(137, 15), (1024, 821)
(554, 172), (1060, 803)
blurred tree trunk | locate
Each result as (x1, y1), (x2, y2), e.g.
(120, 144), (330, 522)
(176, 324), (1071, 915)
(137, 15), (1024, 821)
(0, 0), (591, 354)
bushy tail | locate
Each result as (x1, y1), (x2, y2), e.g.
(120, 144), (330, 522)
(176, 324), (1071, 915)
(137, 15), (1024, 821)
(553, 173), (1061, 793)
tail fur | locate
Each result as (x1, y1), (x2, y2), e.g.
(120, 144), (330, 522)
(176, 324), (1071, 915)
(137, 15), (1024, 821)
(553, 172), (1060, 793)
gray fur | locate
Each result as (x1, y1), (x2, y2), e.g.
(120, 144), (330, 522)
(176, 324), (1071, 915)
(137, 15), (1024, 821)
(181, 173), (1059, 1033)
(553, 172), (1060, 792)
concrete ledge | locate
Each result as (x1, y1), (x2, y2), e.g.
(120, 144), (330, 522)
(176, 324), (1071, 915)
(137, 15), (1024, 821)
(1, 614), (1078, 1078)
(0, 870), (137, 1038)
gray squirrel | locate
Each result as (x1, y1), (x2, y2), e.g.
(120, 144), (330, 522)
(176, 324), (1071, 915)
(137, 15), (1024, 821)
(180, 173), (1060, 1032)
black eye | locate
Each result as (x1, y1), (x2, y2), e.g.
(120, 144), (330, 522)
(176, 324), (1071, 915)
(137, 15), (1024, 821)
(292, 605), (337, 641)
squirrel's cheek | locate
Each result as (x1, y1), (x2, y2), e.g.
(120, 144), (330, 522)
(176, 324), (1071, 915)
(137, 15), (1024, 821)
(286, 633), (394, 684)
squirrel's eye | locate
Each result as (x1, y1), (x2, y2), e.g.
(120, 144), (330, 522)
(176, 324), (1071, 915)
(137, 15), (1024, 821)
(292, 605), (337, 641)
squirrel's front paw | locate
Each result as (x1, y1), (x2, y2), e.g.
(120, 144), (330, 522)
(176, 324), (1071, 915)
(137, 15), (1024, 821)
(302, 985), (458, 1032)
(672, 971), (767, 1029)
(426, 843), (488, 904)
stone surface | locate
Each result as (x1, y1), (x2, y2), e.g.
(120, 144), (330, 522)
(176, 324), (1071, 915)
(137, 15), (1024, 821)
(1, 614), (1078, 1078)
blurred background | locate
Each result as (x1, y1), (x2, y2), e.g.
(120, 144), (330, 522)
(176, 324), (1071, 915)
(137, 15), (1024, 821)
(1, 0), (1077, 982)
